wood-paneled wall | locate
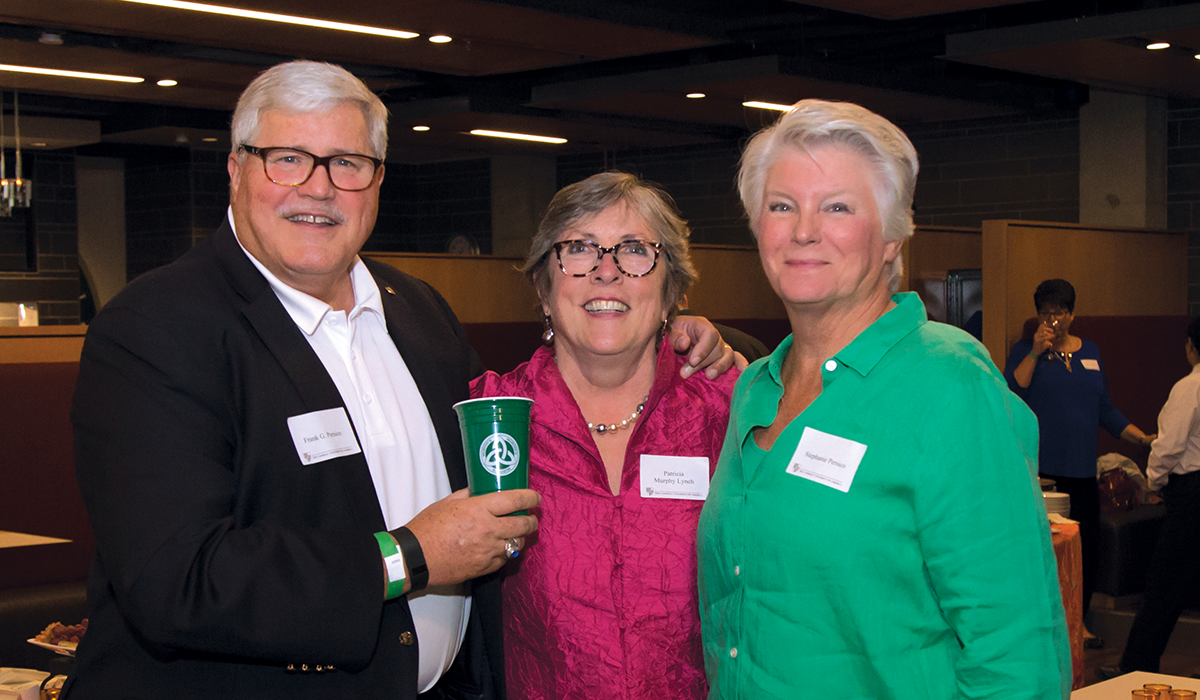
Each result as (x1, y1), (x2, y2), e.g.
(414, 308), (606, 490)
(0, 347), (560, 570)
(0, 326), (87, 364)
(367, 244), (788, 324)
(982, 220), (1187, 367)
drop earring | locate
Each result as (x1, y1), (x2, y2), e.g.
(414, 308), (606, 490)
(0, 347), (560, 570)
(541, 315), (555, 345)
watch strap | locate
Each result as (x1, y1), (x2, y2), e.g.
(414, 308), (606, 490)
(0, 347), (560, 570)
(391, 526), (429, 593)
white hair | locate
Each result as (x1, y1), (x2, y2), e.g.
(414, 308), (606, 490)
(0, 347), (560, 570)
(737, 99), (919, 290)
(230, 61), (388, 160)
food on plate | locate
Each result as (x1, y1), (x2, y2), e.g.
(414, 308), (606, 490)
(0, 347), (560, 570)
(34, 619), (88, 648)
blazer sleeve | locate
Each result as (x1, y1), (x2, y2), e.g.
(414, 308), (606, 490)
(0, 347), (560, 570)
(71, 297), (386, 668)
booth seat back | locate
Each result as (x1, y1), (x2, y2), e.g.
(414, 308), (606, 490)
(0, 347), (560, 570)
(0, 362), (93, 590)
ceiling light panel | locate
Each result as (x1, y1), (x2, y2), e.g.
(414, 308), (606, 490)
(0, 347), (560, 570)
(0, 64), (144, 83)
(117, 0), (419, 38)
(470, 129), (566, 144)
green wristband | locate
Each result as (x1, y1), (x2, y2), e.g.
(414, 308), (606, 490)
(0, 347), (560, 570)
(1028, 350), (1041, 359)
(374, 531), (406, 600)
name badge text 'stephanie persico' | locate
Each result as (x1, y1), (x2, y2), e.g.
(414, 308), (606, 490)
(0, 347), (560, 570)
(785, 427), (867, 493)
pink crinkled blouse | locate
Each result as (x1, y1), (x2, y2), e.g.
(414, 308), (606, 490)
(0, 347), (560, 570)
(470, 342), (737, 700)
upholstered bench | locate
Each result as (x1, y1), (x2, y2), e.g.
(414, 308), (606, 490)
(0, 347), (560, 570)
(1094, 504), (1166, 598)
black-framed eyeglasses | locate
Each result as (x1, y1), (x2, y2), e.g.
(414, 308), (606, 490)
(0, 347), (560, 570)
(240, 145), (383, 192)
(551, 239), (662, 277)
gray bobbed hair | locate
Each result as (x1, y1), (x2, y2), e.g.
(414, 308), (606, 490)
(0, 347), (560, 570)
(522, 171), (697, 320)
(230, 61), (388, 160)
(736, 99), (919, 291)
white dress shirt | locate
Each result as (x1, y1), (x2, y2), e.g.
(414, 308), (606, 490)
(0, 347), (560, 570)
(230, 210), (469, 692)
(1148, 363), (1200, 490)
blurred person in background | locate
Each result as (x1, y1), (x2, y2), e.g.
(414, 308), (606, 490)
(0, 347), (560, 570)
(1005, 278), (1155, 648)
(1101, 316), (1200, 678)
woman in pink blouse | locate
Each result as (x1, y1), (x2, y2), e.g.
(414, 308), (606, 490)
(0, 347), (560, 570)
(471, 171), (738, 699)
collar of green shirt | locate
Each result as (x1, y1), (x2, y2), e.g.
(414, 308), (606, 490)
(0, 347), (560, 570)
(765, 291), (927, 386)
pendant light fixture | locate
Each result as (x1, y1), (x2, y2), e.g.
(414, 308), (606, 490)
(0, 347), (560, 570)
(0, 90), (33, 217)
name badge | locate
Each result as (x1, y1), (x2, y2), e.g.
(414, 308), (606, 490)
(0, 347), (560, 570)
(785, 427), (867, 493)
(287, 408), (362, 465)
(640, 455), (710, 500)
(1081, 359), (1100, 371)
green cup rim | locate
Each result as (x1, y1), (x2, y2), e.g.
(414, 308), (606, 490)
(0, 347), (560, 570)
(452, 396), (534, 409)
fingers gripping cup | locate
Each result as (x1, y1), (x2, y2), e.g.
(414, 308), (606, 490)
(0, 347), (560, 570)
(453, 397), (533, 514)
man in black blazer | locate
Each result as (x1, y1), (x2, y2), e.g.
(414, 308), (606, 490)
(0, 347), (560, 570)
(64, 61), (540, 700)
(66, 61), (733, 700)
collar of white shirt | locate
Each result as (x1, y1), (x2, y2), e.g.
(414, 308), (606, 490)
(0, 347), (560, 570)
(226, 207), (382, 331)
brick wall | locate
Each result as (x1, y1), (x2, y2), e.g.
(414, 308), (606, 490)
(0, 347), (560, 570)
(125, 149), (196, 281)
(906, 114), (1080, 227)
(0, 152), (81, 325)
(372, 158), (492, 253)
(1166, 100), (1200, 316)
(191, 149), (231, 243)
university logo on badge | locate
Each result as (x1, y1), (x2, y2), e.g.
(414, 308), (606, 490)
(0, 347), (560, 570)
(479, 433), (520, 476)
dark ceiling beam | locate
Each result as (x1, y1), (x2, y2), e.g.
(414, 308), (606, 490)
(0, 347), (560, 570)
(945, 2), (1200, 55)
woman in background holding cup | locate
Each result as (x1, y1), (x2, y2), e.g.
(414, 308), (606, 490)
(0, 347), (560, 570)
(1005, 278), (1155, 646)
(470, 171), (738, 699)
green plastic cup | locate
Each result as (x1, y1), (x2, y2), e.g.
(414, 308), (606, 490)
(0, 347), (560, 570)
(453, 397), (533, 514)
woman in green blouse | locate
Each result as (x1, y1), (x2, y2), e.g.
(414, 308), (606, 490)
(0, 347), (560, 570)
(696, 100), (1071, 699)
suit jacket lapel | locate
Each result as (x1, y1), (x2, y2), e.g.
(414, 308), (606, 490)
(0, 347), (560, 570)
(212, 221), (385, 530)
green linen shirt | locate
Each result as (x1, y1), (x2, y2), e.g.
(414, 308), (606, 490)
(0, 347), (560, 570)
(697, 292), (1071, 700)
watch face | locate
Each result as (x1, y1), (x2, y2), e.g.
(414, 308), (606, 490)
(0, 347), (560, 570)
(446, 234), (480, 255)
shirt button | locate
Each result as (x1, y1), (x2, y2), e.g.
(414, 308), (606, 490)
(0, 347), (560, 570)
(734, 565), (740, 576)
(824, 359), (837, 372)
(364, 394), (373, 404)
(730, 648), (738, 659)
(328, 316), (339, 325)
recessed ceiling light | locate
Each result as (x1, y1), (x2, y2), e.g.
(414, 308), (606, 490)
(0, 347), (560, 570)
(1147, 42), (1171, 50)
(743, 100), (793, 112)
(470, 129), (567, 144)
(117, 0), (418, 39)
(31, 142), (47, 147)
(412, 125), (430, 131)
(429, 35), (452, 44)
(157, 79), (178, 87)
(0, 63), (144, 83)
(201, 137), (218, 142)
(38, 33), (63, 45)
(687, 93), (705, 99)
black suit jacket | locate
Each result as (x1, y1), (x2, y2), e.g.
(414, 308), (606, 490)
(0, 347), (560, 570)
(65, 222), (501, 700)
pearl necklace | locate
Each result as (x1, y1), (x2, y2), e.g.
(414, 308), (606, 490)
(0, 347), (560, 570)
(588, 396), (648, 435)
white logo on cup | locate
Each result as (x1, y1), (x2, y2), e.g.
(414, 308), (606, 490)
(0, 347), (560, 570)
(479, 433), (520, 476)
